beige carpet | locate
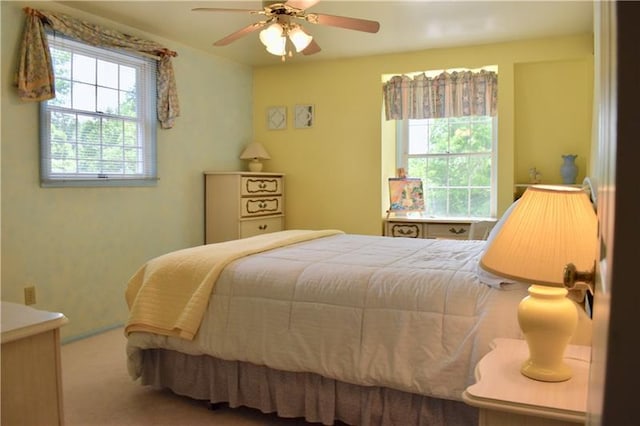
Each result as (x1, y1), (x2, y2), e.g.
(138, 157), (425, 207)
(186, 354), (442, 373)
(61, 327), (319, 425)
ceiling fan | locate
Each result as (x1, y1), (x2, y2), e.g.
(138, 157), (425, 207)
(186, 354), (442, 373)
(192, 0), (380, 61)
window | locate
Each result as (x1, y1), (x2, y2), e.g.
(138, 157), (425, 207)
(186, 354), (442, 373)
(40, 33), (157, 187)
(399, 115), (496, 218)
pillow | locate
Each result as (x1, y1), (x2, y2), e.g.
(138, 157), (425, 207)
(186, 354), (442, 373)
(476, 200), (522, 288)
(484, 198), (519, 248)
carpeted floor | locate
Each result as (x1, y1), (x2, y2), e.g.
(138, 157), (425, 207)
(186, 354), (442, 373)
(61, 327), (319, 425)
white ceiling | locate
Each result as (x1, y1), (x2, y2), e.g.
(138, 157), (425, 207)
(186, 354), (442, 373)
(58, 1), (594, 67)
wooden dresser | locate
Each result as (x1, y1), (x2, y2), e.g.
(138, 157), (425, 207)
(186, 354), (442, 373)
(384, 217), (496, 240)
(1, 302), (68, 426)
(204, 171), (285, 243)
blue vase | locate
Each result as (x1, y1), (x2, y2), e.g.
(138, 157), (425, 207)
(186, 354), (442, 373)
(560, 154), (578, 184)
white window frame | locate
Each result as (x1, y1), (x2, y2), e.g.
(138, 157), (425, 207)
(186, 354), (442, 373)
(40, 33), (157, 187)
(397, 116), (498, 218)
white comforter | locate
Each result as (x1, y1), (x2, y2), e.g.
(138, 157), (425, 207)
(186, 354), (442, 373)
(127, 233), (529, 401)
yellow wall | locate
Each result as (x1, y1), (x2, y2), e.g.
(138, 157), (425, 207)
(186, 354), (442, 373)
(253, 34), (594, 235)
(1, 1), (253, 340)
(515, 59), (594, 184)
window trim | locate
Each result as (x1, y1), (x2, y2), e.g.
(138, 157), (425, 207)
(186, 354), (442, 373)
(40, 32), (158, 188)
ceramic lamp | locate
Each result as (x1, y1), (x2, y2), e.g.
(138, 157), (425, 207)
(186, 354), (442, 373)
(480, 185), (597, 381)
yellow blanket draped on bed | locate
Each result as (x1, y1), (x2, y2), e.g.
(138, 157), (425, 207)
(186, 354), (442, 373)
(125, 229), (343, 340)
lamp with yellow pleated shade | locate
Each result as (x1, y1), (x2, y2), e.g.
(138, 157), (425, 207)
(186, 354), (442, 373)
(480, 185), (597, 382)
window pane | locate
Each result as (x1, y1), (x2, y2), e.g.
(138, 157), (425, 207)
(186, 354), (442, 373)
(449, 118), (472, 153)
(120, 90), (137, 118)
(471, 118), (492, 152)
(97, 87), (119, 114)
(73, 54), (96, 84)
(408, 121), (428, 155)
(51, 111), (76, 144)
(51, 47), (71, 78)
(103, 147), (124, 173)
(428, 119), (449, 154)
(120, 65), (136, 91)
(470, 188), (491, 217)
(103, 118), (124, 145)
(426, 188), (447, 216)
(448, 155), (469, 186)
(51, 149), (77, 173)
(424, 157), (447, 187)
(78, 115), (100, 146)
(97, 60), (118, 89)
(448, 188), (469, 216)
(51, 78), (72, 107)
(123, 122), (138, 146)
(73, 82), (96, 111)
(470, 155), (491, 186)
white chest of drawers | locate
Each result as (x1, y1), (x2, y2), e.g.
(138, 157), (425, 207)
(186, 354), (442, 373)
(384, 217), (496, 240)
(204, 172), (285, 243)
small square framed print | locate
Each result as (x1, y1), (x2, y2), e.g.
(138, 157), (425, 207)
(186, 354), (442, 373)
(266, 106), (286, 130)
(294, 104), (314, 129)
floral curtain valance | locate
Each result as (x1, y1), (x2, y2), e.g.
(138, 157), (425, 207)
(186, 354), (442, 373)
(382, 69), (498, 121)
(16, 7), (180, 129)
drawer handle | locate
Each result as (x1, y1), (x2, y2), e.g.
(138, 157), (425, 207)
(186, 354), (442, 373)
(246, 198), (279, 214)
(259, 224), (268, 230)
(393, 225), (420, 238)
(448, 227), (467, 235)
(259, 183), (267, 189)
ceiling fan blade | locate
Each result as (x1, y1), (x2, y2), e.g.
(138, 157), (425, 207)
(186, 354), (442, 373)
(302, 39), (321, 55)
(311, 13), (380, 33)
(285, 0), (320, 10)
(214, 22), (265, 46)
(192, 7), (257, 13)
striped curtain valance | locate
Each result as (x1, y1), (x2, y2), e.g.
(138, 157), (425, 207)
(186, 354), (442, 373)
(383, 69), (498, 121)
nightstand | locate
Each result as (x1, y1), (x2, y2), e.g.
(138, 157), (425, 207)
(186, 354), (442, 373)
(1, 302), (68, 426)
(462, 338), (590, 426)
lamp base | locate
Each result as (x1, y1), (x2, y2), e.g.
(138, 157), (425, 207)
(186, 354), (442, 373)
(518, 285), (578, 382)
(247, 160), (264, 172)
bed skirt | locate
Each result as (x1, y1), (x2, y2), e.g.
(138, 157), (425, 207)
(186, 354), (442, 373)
(139, 349), (478, 426)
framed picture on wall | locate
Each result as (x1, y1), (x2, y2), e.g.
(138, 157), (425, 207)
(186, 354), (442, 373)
(266, 106), (287, 130)
(294, 104), (314, 129)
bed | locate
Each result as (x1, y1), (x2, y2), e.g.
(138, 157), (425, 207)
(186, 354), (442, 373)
(124, 227), (589, 425)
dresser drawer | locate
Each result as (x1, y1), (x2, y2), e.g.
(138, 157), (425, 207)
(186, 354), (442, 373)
(386, 222), (423, 238)
(241, 196), (283, 217)
(241, 176), (282, 196)
(425, 223), (470, 239)
(240, 217), (283, 238)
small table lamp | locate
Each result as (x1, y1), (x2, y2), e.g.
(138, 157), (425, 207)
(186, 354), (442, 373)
(480, 185), (597, 382)
(240, 142), (271, 172)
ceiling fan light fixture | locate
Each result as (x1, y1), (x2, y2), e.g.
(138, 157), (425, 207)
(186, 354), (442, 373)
(265, 35), (287, 56)
(259, 22), (284, 47)
(288, 25), (313, 52)
(199, 1), (381, 61)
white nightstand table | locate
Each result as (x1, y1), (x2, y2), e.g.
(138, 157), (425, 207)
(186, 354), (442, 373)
(1, 301), (68, 426)
(462, 338), (590, 426)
